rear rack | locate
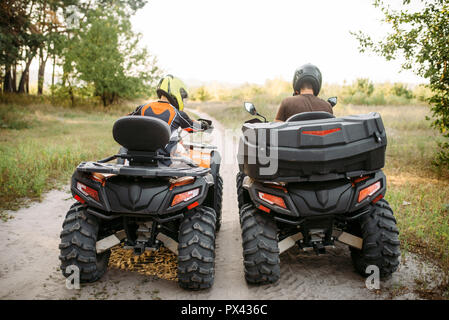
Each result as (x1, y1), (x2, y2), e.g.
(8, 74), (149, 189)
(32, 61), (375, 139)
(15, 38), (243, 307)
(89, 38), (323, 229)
(76, 161), (210, 177)
(254, 169), (378, 183)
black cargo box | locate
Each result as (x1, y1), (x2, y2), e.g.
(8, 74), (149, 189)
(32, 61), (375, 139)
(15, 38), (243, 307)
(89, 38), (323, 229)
(237, 112), (387, 182)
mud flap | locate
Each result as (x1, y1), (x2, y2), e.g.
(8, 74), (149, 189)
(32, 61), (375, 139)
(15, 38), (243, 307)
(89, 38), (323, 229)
(332, 230), (363, 249)
(96, 230), (126, 254)
(156, 233), (179, 255)
(278, 229), (363, 254)
(279, 232), (304, 254)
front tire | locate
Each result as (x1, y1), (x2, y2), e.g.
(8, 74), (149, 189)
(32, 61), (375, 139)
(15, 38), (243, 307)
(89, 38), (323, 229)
(178, 206), (216, 290)
(59, 203), (110, 283)
(349, 199), (401, 278)
(240, 203), (280, 285)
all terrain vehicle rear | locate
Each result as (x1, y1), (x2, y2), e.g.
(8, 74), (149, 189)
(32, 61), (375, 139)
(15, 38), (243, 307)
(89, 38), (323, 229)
(236, 101), (400, 284)
(59, 116), (222, 290)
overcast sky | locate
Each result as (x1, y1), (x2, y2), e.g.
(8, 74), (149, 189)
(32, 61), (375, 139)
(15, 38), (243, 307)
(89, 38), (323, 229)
(131, 0), (424, 86)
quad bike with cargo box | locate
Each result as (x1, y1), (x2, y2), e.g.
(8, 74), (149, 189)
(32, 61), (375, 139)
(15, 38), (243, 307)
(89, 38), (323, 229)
(236, 99), (400, 284)
(59, 115), (222, 290)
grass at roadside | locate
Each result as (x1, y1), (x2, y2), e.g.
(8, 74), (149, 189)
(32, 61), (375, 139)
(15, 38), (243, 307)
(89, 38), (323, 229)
(193, 101), (449, 273)
(0, 98), (137, 219)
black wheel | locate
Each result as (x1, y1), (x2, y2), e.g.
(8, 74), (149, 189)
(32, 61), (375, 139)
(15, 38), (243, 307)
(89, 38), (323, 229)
(204, 175), (223, 232)
(236, 172), (251, 211)
(240, 203), (280, 285)
(178, 206), (216, 290)
(349, 199), (400, 279)
(59, 203), (110, 283)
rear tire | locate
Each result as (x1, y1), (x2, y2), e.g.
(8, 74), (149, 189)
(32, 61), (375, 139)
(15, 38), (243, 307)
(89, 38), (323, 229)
(240, 203), (280, 285)
(205, 175), (223, 232)
(214, 175), (223, 232)
(59, 203), (110, 283)
(236, 172), (251, 212)
(178, 206), (216, 290)
(349, 199), (400, 279)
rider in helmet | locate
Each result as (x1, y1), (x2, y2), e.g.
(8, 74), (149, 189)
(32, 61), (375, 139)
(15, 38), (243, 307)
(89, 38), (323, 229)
(129, 75), (210, 162)
(130, 74), (209, 131)
(275, 64), (333, 122)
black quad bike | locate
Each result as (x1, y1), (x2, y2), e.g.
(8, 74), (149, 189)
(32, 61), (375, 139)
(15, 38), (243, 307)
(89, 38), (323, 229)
(59, 116), (222, 290)
(236, 99), (400, 284)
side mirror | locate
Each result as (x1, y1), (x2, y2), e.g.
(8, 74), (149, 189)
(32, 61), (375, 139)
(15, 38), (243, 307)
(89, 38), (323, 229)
(327, 97), (337, 107)
(244, 102), (257, 115)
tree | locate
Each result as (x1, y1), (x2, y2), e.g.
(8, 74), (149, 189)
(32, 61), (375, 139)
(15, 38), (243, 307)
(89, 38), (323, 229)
(352, 0), (449, 165)
(63, 5), (159, 106)
(0, 0), (69, 94)
(1, 0), (154, 99)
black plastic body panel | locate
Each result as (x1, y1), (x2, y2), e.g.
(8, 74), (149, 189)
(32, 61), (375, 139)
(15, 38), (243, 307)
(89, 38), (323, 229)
(244, 171), (386, 220)
(71, 170), (212, 217)
(238, 112), (387, 182)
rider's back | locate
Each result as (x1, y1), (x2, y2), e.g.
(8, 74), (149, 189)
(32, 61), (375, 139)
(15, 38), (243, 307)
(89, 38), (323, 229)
(275, 94), (333, 122)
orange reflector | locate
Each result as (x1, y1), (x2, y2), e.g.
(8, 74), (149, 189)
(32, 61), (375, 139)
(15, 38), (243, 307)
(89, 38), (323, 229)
(302, 128), (341, 136)
(91, 172), (106, 186)
(170, 176), (195, 190)
(258, 205), (271, 213)
(171, 188), (200, 206)
(76, 182), (99, 201)
(358, 181), (381, 203)
(353, 176), (369, 184)
(258, 192), (287, 209)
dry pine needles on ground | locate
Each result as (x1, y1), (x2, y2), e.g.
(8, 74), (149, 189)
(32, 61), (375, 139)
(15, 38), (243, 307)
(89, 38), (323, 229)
(109, 245), (178, 281)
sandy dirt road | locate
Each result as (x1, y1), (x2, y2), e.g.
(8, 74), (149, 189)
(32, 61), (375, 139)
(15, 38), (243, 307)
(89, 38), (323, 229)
(0, 112), (444, 300)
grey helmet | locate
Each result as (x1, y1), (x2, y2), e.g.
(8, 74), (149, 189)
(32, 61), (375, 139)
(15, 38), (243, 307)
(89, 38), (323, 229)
(293, 64), (322, 96)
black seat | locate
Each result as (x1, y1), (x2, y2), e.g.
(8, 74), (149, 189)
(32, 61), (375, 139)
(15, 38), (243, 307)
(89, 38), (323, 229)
(113, 116), (170, 152)
(286, 111), (335, 122)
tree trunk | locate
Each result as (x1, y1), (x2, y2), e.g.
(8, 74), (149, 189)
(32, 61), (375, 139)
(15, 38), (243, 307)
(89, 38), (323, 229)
(37, 47), (47, 95)
(68, 84), (75, 107)
(51, 52), (55, 95)
(18, 50), (36, 93)
(18, 63), (31, 93)
(3, 65), (13, 93)
(12, 64), (17, 92)
(25, 70), (29, 94)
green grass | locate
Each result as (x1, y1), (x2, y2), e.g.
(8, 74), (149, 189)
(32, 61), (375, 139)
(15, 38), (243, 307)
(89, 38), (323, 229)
(194, 101), (449, 272)
(0, 98), (137, 215)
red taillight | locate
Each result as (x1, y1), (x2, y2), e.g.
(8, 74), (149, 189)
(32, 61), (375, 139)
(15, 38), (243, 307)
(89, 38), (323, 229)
(372, 194), (384, 204)
(302, 128), (341, 136)
(258, 192), (287, 209)
(74, 194), (85, 204)
(76, 182), (99, 202)
(171, 188), (200, 207)
(187, 201), (199, 210)
(358, 181), (381, 203)
(258, 205), (271, 213)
